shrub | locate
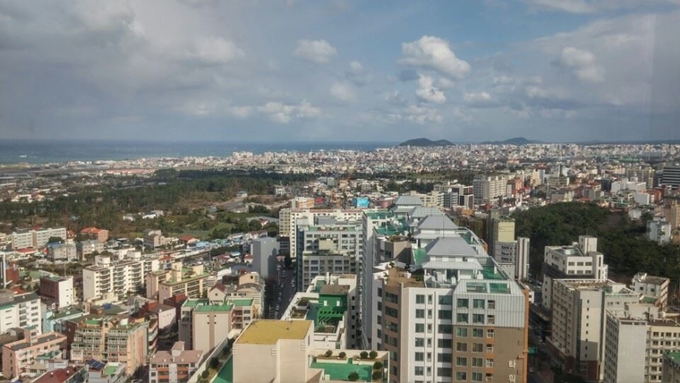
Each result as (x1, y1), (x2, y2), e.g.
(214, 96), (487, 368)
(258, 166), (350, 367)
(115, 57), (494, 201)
(339, 352), (347, 358)
(373, 361), (383, 370)
(372, 370), (383, 380)
(369, 350), (378, 359)
(201, 370), (209, 378)
(325, 350), (333, 357)
(210, 357), (219, 369)
(360, 351), (369, 359)
(348, 372), (360, 381)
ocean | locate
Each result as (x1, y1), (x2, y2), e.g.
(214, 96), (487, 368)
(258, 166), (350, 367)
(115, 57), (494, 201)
(0, 140), (396, 165)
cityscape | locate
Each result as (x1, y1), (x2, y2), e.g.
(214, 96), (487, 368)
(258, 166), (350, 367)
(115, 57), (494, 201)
(2, 1), (680, 383)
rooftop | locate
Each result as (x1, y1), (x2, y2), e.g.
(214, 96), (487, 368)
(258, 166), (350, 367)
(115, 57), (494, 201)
(319, 285), (349, 296)
(236, 320), (312, 345)
(310, 360), (373, 382)
(195, 302), (233, 312)
(666, 352), (680, 364)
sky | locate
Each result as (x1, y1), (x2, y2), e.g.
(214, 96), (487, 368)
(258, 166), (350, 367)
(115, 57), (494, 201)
(1, 0), (679, 143)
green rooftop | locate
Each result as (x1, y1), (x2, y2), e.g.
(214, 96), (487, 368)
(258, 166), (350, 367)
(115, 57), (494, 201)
(310, 360), (373, 382)
(364, 211), (394, 220)
(313, 280), (327, 293)
(214, 356), (233, 383)
(231, 299), (253, 307)
(667, 352), (680, 364)
(489, 283), (511, 294)
(103, 365), (119, 376)
(183, 299), (208, 308)
(413, 248), (427, 265)
(481, 266), (507, 280)
(195, 303), (233, 312)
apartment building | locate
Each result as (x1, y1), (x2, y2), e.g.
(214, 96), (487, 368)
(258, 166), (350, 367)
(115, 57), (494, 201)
(157, 263), (210, 303)
(250, 237), (279, 279)
(80, 227), (110, 243)
(1, 328), (67, 379)
(76, 239), (105, 258)
(209, 273), (265, 318)
(179, 297), (254, 351)
(47, 243), (77, 262)
(39, 275), (75, 308)
(371, 222), (529, 383)
(604, 306), (680, 383)
(278, 208), (364, 251)
(473, 174), (510, 205)
(149, 341), (204, 383)
(83, 254), (160, 300)
(631, 272), (670, 311)
(662, 164), (680, 189)
(11, 227), (67, 250)
(542, 236), (608, 311)
(0, 290), (42, 333)
(548, 279), (640, 382)
(662, 352), (680, 383)
(296, 218), (362, 288)
(70, 317), (148, 376)
(231, 320), (389, 383)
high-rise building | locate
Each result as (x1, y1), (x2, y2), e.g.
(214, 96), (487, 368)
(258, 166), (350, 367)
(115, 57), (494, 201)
(662, 352), (680, 383)
(541, 236), (608, 311)
(371, 219), (529, 383)
(83, 254), (160, 301)
(515, 237), (530, 281)
(548, 279), (639, 382)
(179, 297), (254, 351)
(662, 164), (680, 188)
(250, 237), (279, 279)
(1, 328), (67, 379)
(473, 174), (510, 205)
(11, 227), (67, 250)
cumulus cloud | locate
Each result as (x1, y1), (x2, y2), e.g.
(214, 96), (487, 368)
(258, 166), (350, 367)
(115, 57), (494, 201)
(294, 39), (337, 63)
(258, 101), (321, 123)
(553, 47), (604, 82)
(187, 37), (245, 64)
(415, 75), (446, 104)
(344, 60), (371, 86)
(384, 91), (407, 106)
(399, 36), (470, 79)
(330, 82), (357, 102)
(398, 69), (419, 82)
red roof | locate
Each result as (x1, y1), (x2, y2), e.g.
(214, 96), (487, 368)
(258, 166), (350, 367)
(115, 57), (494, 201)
(18, 247), (35, 253)
(80, 227), (102, 234)
(179, 235), (196, 242)
(33, 368), (81, 383)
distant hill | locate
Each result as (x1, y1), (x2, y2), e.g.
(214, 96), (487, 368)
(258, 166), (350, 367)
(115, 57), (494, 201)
(481, 137), (539, 145)
(398, 138), (454, 147)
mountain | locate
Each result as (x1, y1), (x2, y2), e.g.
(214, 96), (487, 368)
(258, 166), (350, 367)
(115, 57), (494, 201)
(398, 138), (454, 147)
(481, 137), (539, 145)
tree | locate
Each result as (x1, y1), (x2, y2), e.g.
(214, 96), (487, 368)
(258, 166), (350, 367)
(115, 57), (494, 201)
(360, 351), (369, 359)
(339, 352), (346, 359)
(369, 350), (378, 359)
(48, 236), (64, 244)
(209, 357), (219, 369)
(201, 370), (209, 378)
(348, 372), (359, 381)
(373, 361), (383, 369)
(324, 350), (333, 357)
(372, 371), (383, 380)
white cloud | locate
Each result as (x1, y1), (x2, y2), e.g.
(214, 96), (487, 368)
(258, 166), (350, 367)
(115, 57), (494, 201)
(399, 36), (470, 79)
(187, 37), (245, 64)
(555, 47), (604, 82)
(403, 104), (444, 124)
(348, 61), (363, 74)
(258, 101), (321, 123)
(384, 91), (407, 106)
(294, 39), (338, 63)
(415, 74), (446, 104)
(345, 60), (372, 86)
(464, 92), (492, 102)
(523, 0), (680, 14)
(227, 106), (253, 118)
(330, 82), (357, 102)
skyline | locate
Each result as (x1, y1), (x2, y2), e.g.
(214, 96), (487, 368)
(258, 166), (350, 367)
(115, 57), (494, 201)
(1, 1), (679, 142)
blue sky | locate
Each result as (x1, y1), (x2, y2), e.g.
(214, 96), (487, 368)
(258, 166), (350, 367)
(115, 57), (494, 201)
(1, 0), (679, 142)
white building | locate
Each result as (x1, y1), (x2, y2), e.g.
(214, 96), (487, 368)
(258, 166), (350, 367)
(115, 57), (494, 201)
(0, 290), (42, 334)
(473, 173), (510, 204)
(83, 254), (160, 301)
(542, 235), (608, 310)
(278, 208), (364, 252)
(648, 218), (672, 244)
(11, 227), (67, 250)
(631, 272), (670, 311)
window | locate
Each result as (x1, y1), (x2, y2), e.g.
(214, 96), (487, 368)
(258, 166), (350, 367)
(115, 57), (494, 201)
(472, 372), (483, 382)
(415, 352), (424, 361)
(456, 342), (468, 351)
(415, 366), (424, 376)
(473, 299), (485, 309)
(416, 309), (425, 318)
(456, 327), (468, 337)
(439, 324), (453, 333)
(486, 359), (494, 367)
(439, 339), (453, 348)
(456, 357), (468, 366)
(438, 353), (452, 363)
(472, 328), (484, 337)
(439, 295), (453, 305)
(416, 295), (425, 304)
(415, 338), (424, 347)
(487, 329), (495, 338)
(438, 367), (453, 377)
(457, 299), (469, 308)
(473, 358), (484, 367)
(415, 323), (425, 333)
(473, 314), (485, 324)
(456, 313), (469, 323)
(487, 315), (495, 324)
(472, 343), (484, 352)
(486, 344), (494, 352)
(439, 310), (453, 320)
(487, 300), (496, 309)
(456, 372), (467, 381)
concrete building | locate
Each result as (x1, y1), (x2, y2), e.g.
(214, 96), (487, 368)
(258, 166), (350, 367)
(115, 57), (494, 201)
(648, 218), (673, 244)
(250, 237), (279, 279)
(47, 243), (77, 262)
(179, 297), (254, 351)
(604, 307), (680, 383)
(541, 236), (608, 311)
(83, 254), (160, 301)
(70, 316), (148, 376)
(144, 229), (173, 249)
(208, 273), (265, 319)
(39, 275), (75, 308)
(80, 227), (110, 243)
(149, 341), (204, 383)
(515, 237), (530, 281)
(473, 173), (510, 204)
(371, 223), (529, 383)
(1, 329), (67, 379)
(548, 279), (640, 382)
(662, 164), (680, 189)
(631, 272), (670, 311)
(157, 263), (210, 303)
(278, 208), (364, 253)
(11, 227), (67, 250)
(76, 239), (105, 258)
(663, 352), (680, 383)
(87, 361), (126, 383)
(231, 320), (389, 383)
(0, 290), (42, 333)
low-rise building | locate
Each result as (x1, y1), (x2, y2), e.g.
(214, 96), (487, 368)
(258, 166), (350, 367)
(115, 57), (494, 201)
(149, 341), (204, 383)
(0, 290), (42, 333)
(77, 240), (105, 258)
(1, 329), (67, 379)
(631, 272), (670, 311)
(179, 297), (254, 351)
(47, 243), (77, 262)
(39, 275), (76, 308)
(86, 360), (127, 383)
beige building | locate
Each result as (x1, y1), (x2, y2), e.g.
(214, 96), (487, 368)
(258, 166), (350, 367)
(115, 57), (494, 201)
(179, 298), (254, 351)
(149, 341), (204, 383)
(2, 329), (66, 379)
(70, 317), (148, 376)
(157, 263), (209, 303)
(83, 254), (160, 300)
(232, 320), (389, 383)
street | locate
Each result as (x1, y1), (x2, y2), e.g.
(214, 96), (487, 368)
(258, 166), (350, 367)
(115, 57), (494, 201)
(273, 264), (296, 319)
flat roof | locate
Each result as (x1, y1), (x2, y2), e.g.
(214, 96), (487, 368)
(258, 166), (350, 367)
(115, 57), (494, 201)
(195, 303), (233, 312)
(666, 352), (680, 364)
(236, 320), (312, 345)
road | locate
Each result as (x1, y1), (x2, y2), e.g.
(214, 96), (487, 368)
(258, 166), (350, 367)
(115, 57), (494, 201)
(274, 264), (296, 319)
